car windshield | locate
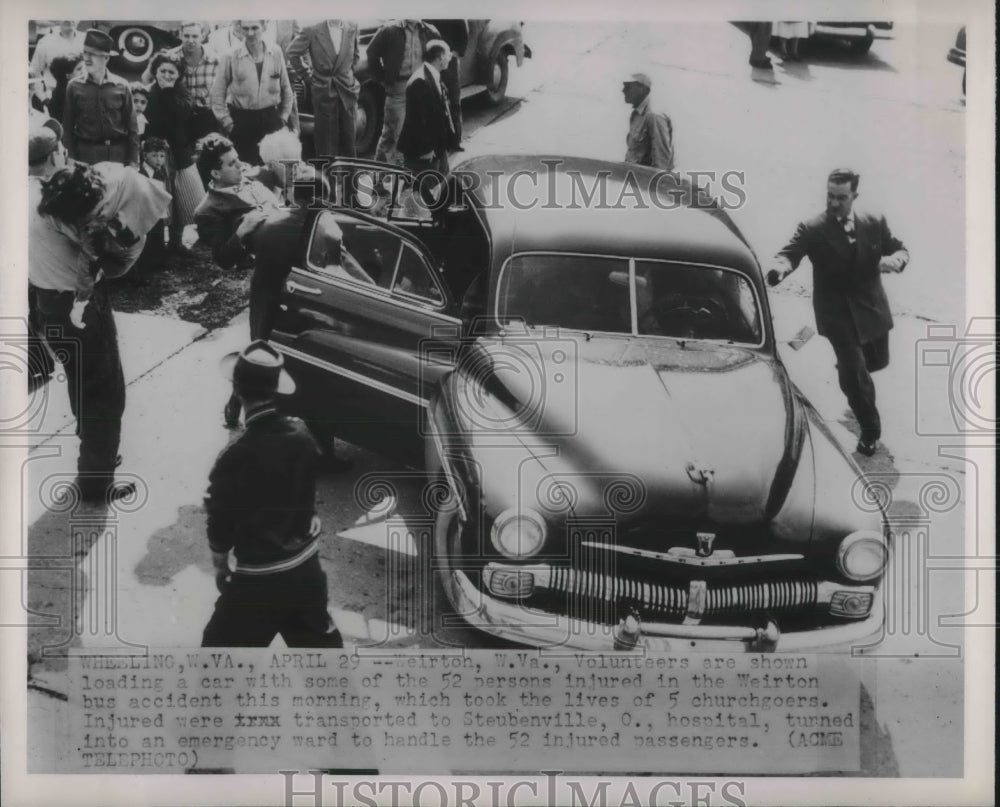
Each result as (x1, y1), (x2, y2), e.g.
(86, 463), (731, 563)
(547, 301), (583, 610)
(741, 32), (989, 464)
(497, 254), (763, 344)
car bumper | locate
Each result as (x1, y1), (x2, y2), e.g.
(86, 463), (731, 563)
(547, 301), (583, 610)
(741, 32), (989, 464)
(446, 568), (885, 652)
(947, 48), (966, 67)
(812, 23), (894, 40)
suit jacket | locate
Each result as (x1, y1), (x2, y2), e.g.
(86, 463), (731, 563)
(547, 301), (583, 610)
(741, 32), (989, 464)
(286, 22), (361, 100)
(366, 21), (440, 84)
(777, 210), (908, 344)
(397, 65), (458, 158)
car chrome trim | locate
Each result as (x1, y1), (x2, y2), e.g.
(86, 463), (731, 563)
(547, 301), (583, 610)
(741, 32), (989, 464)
(449, 569), (884, 651)
(580, 541), (805, 567)
(276, 344), (429, 407)
(494, 250), (767, 348)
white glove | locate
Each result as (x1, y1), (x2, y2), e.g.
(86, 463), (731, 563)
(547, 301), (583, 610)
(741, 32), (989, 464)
(70, 298), (89, 329)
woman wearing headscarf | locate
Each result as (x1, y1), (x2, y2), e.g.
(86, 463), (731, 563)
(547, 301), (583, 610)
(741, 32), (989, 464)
(144, 49), (205, 254)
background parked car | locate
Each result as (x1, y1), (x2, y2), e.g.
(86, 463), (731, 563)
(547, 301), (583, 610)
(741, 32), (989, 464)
(30, 20), (182, 72)
(292, 19), (531, 156)
(810, 21), (894, 55)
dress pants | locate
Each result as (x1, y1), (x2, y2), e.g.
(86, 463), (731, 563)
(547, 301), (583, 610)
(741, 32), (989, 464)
(201, 555), (343, 647)
(830, 334), (889, 444)
(229, 105), (283, 164)
(31, 284), (125, 498)
(374, 80), (408, 166)
(312, 81), (357, 159)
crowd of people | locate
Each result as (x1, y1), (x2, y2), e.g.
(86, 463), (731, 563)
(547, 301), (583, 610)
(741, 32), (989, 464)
(26, 19), (466, 505)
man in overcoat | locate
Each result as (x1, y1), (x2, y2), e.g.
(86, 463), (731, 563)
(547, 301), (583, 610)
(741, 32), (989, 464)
(286, 19), (361, 158)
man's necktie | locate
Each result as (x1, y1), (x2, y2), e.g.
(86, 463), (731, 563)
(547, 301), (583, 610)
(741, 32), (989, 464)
(840, 217), (856, 245)
(439, 78), (454, 134)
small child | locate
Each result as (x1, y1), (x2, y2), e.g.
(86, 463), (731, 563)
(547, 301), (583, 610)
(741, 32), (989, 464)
(134, 137), (173, 276)
(130, 82), (149, 137)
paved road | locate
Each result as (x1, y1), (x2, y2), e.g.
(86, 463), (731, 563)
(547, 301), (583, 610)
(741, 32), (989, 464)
(19, 20), (980, 780)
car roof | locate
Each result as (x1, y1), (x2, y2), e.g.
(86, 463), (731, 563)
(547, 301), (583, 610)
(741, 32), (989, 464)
(453, 154), (760, 274)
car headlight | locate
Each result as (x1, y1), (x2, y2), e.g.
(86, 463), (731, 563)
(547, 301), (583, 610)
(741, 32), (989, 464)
(490, 508), (547, 558)
(837, 530), (888, 582)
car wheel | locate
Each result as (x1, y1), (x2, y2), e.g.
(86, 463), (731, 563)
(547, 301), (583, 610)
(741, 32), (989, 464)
(116, 27), (156, 67)
(849, 31), (874, 54)
(355, 83), (382, 156)
(485, 50), (510, 106)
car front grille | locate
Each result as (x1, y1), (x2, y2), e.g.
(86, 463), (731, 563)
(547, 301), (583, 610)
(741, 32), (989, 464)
(544, 565), (819, 619)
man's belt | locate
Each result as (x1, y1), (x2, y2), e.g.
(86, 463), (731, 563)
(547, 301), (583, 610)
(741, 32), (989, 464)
(76, 136), (127, 145)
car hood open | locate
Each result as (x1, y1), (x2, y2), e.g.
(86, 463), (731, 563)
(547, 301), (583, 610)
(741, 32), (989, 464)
(471, 334), (802, 525)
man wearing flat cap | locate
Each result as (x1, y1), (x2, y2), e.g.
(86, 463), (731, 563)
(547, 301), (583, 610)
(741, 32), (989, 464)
(62, 29), (139, 167)
(201, 341), (344, 647)
(622, 72), (674, 171)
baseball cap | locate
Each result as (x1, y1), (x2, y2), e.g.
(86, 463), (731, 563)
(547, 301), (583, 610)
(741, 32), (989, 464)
(625, 72), (652, 88)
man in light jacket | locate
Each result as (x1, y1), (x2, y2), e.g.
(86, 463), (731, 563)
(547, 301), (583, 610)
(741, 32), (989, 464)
(210, 20), (293, 164)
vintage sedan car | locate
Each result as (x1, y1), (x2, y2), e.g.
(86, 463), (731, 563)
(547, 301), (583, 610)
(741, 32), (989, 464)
(293, 20), (531, 156)
(271, 155), (891, 652)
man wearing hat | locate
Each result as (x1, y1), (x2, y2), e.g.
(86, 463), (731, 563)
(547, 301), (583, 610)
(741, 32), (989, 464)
(201, 341), (344, 647)
(622, 72), (674, 171)
(62, 29), (139, 168)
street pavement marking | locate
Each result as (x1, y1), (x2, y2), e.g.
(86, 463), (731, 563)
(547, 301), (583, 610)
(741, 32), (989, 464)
(336, 521), (418, 556)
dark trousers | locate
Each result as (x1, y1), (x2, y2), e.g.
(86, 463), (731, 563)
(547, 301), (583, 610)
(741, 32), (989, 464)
(748, 22), (773, 61)
(135, 220), (167, 275)
(830, 334), (889, 444)
(440, 58), (462, 141)
(31, 284), (125, 497)
(202, 555), (343, 647)
(249, 266), (288, 340)
(230, 105), (283, 164)
(312, 82), (357, 159)
(27, 286), (56, 380)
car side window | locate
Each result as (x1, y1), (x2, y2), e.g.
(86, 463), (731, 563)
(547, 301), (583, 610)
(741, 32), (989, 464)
(307, 212), (392, 289)
(392, 243), (445, 306)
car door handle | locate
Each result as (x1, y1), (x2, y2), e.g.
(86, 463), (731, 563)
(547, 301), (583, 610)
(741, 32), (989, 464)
(286, 280), (322, 296)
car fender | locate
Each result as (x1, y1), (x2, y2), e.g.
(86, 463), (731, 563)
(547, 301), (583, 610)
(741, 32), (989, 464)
(475, 20), (527, 76)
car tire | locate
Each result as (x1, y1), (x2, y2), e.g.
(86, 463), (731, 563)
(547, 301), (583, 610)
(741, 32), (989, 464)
(355, 83), (382, 156)
(849, 31), (874, 54)
(116, 27), (156, 68)
(485, 50), (510, 106)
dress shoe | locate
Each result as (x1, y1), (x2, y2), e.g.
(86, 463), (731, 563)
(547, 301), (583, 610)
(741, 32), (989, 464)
(750, 57), (773, 69)
(855, 439), (878, 457)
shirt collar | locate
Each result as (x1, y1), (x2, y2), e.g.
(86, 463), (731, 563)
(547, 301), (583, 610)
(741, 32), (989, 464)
(632, 96), (650, 115)
(425, 62), (441, 83)
(244, 402), (278, 424)
(235, 39), (273, 60)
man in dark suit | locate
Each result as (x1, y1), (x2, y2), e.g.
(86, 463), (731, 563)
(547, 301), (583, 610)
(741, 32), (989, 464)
(286, 20), (361, 158)
(397, 40), (459, 179)
(768, 168), (909, 456)
(424, 20), (469, 145)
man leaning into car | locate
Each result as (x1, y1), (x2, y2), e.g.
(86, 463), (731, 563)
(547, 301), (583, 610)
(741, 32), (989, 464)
(767, 168), (908, 457)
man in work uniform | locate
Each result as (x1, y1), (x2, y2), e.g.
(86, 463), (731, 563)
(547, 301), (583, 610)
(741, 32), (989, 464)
(622, 72), (674, 171)
(201, 341), (344, 647)
(62, 29), (139, 167)
(367, 19), (440, 165)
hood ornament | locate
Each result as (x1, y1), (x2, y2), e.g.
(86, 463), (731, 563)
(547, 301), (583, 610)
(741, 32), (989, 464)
(686, 462), (715, 486)
(696, 531), (716, 557)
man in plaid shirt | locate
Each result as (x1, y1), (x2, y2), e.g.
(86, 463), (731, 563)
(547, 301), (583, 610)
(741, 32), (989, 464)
(143, 22), (220, 138)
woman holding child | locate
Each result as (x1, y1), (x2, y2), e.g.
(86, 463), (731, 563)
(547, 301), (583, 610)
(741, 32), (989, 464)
(144, 50), (205, 253)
